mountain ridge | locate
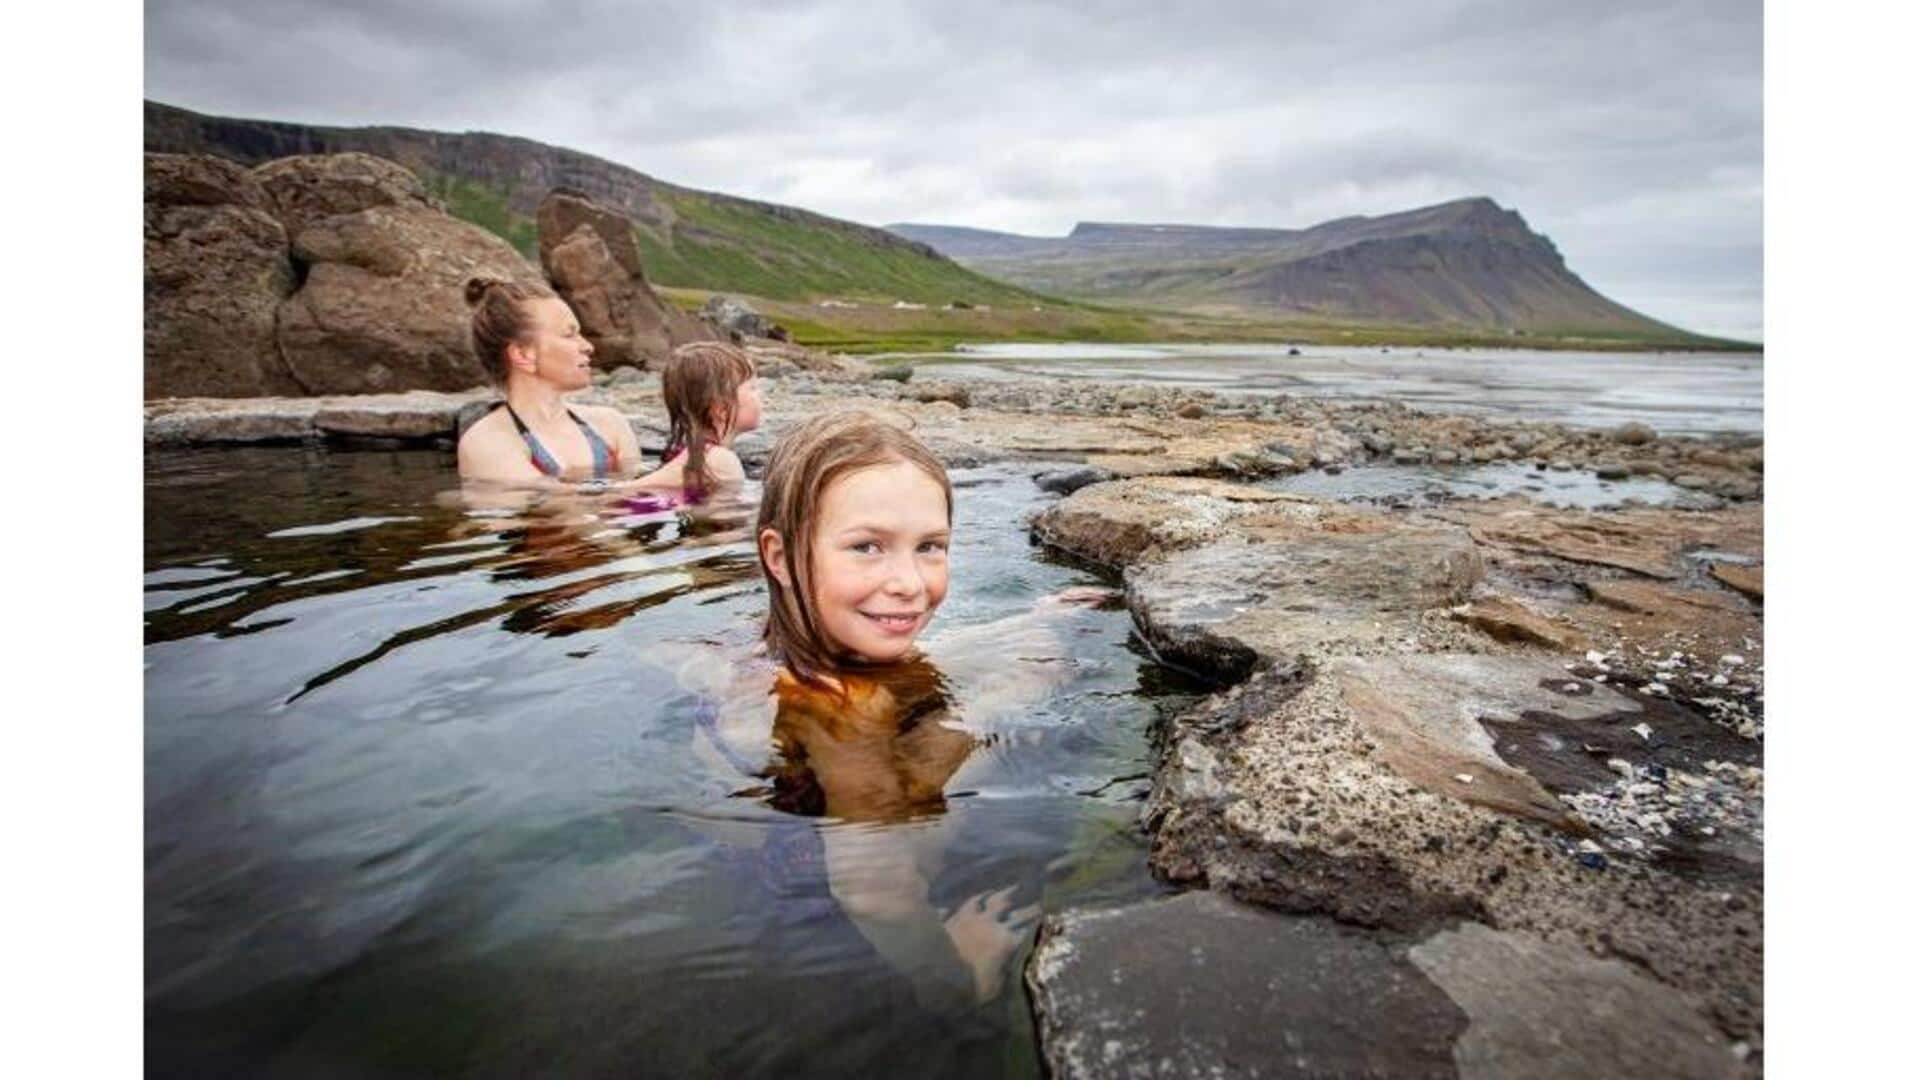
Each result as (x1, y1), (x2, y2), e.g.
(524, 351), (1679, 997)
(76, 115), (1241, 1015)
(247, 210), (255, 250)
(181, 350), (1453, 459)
(888, 199), (1691, 340)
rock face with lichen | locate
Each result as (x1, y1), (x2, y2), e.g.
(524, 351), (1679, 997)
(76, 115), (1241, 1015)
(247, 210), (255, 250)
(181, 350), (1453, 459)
(144, 154), (301, 398)
(276, 201), (545, 394)
(146, 151), (549, 397)
(1025, 474), (1764, 1077)
(536, 189), (717, 369)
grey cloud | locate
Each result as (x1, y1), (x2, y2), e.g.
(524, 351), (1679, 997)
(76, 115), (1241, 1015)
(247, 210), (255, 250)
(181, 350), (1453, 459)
(147, 0), (1761, 338)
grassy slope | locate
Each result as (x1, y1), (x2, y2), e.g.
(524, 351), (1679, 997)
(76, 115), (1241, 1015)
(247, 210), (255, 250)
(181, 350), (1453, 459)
(632, 191), (1046, 305)
(419, 168), (1045, 307)
(656, 287), (1753, 355)
(423, 173), (539, 257)
(418, 173), (1751, 354)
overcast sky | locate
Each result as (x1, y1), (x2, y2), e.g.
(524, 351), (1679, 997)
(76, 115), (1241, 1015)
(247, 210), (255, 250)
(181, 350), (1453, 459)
(146, 0), (1762, 341)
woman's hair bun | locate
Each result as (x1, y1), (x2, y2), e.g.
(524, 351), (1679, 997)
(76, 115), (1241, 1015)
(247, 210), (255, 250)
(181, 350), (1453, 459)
(464, 277), (503, 307)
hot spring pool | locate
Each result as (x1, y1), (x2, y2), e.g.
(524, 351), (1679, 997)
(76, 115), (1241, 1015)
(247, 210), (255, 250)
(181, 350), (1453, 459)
(145, 446), (1201, 1077)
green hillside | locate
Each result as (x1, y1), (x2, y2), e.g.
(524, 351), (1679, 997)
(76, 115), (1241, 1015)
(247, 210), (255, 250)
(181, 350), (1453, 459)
(424, 171), (1044, 305)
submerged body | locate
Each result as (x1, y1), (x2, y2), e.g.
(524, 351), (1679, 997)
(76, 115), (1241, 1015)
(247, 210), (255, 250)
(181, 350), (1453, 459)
(686, 594), (1102, 1009)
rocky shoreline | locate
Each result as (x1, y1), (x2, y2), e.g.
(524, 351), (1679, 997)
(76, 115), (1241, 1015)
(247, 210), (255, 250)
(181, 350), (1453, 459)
(145, 360), (1762, 1077)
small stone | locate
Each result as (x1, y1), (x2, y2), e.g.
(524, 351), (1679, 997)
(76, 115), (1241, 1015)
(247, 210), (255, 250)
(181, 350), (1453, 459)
(1720, 654), (1745, 666)
(1607, 759), (1634, 778)
(1453, 773), (1474, 784)
(1577, 852), (1608, 870)
(1584, 650), (1609, 666)
(1613, 421), (1656, 445)
(1645, 682), (1669, 696)
(1631, 722), (1653, 741)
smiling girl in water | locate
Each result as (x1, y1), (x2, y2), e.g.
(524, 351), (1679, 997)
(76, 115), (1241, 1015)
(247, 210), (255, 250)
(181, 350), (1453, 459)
(679, 410), (1108, 1012)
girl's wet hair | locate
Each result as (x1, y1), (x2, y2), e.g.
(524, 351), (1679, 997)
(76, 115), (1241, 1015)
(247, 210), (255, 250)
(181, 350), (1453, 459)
(662, 341), (756, 496)
(465, 276), (558, 385)
(756, 411), (953, 688)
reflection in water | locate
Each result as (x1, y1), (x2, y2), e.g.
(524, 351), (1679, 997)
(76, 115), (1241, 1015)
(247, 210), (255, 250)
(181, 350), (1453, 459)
(680, 589), (1111, 1016)
(145, 447), (1196, 1076)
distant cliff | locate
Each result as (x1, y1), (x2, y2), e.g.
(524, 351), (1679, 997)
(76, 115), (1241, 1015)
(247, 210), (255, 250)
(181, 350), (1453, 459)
(891, 200), (1694, 341)
(146, 100), (1038, 306)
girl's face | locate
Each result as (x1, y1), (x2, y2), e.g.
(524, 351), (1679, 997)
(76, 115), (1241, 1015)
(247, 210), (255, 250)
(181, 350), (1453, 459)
(726, 376), (763, 437)
(802, 460), (950, 664)
(514, 298), (594, 390)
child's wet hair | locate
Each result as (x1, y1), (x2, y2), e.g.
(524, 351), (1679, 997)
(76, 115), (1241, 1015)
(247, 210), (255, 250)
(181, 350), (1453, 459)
(662, 341), (756, 496)
(464, 277), (558, 385)
(756, 411), (953, 687)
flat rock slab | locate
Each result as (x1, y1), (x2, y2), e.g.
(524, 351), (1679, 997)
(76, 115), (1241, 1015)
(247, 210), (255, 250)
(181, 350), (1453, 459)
(1436, 500), (1763, 586)
(1146, 666), (1764, 1042)
(1451, 595), (1589, 652)
(1028, 892), (1467, 1079)
(1129, 520), (1482, 669)
(1033, 477), (1484, 669)
(1328, 653), (1646, 829)
(1408, 923), (1743, 1079)
(1030, 477), (1305, 566)
(145, 390), (492, 445)
(1709, 562), (1763, 602)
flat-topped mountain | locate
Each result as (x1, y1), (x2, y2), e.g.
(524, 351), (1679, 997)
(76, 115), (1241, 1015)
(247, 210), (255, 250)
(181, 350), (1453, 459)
(145, 100), (1038, 307)
(891, 200), (1690, 340)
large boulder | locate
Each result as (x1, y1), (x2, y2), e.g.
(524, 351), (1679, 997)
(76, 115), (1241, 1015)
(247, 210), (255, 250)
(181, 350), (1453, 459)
(535, 190), (716, 368)
(249, 153), (440, 241)
(701, 294), (779, 340)
(276, 205), (545, 394)
(145, 154), (301, 398)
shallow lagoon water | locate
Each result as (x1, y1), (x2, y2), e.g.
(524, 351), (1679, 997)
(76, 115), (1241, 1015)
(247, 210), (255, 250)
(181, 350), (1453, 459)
(145, 446), (1198, 1077)
(921, 342), (1763, 436)
(1269, 461), (1692, 509)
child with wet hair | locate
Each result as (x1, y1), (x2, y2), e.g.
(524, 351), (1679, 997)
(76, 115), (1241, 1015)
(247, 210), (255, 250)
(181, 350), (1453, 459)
(675, 410), (1111, 1011)
(632, 341), (762, 499)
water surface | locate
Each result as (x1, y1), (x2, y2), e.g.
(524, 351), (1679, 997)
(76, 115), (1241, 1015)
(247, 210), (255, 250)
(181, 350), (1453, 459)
(146, 446), (1194, 1077)
(917, 342), (1762, 435)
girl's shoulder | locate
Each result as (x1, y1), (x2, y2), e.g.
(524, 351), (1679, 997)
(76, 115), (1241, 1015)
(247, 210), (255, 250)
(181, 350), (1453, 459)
(706, 443), (747, 479)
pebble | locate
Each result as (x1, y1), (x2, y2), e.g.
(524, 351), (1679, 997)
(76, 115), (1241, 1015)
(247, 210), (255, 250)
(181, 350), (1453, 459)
(1607, 759), (1634, 778)
(1453, 773), (1474, 784)
(1631, 722), (1653, 741)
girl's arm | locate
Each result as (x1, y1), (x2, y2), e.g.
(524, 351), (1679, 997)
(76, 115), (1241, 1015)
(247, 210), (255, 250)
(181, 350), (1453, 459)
(921, 586), (1117, 726)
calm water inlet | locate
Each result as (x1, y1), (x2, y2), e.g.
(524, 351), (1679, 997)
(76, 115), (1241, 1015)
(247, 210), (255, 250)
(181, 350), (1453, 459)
(922, 343), (1763, 435)
(145, 446), (1194, 1077)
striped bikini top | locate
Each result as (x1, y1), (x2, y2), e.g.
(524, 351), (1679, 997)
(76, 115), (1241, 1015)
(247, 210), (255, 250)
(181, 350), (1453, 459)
(502, 403), (619, 479)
